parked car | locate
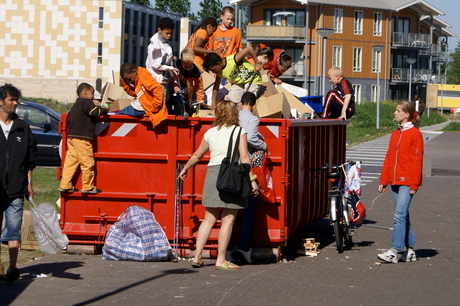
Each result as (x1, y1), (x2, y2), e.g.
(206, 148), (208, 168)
(16, 100), (62, 166)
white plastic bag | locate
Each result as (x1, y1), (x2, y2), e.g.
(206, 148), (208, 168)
(29, 198), (69, 254)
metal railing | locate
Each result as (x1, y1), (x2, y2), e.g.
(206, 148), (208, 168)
(391, 68), (433, 83)
(392, 32), (430, 48)
(246, 25), (306, 40)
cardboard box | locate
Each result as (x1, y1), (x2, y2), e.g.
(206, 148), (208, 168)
(108, 98), (132, 112)
(253, 92), (291, 119)
(20, 210), (40, 250)
(101, 82), (127, 105)
(197, 109), (215, 117)
(275, 85), (314, 118)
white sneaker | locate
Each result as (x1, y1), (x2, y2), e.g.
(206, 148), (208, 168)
(400, 249), (417, 262)
(378, 249), (398, 263)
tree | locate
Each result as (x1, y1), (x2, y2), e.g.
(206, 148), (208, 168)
(131, 0), (151, 7)
(197, 0), (222, 21)
(447, 41), (460, 84)
(155, 0), (192, 18)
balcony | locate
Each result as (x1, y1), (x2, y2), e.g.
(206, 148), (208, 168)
(281, 62), (305, 78)
(391, 32), (430, 48)
(246, 25), (306, 41)
(391, 68), (433, 83)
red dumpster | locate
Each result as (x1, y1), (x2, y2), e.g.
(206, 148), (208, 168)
(58, 114), (347, 258)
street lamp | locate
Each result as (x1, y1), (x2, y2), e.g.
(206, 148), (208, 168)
(316, 27), (336, 106)
(373, 45), (385, 130)
(406, 58), (416, 101)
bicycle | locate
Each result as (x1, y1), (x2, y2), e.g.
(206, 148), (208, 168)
(314, 161), (362, 253)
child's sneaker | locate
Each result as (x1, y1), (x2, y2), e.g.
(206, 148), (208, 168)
(81, 187), (102, 194)
(400, 248), (417, 262)
(58, 187), (78, 193)
(378, 249), (398, 263)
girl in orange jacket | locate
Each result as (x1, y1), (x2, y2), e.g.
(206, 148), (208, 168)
(377, 101), (424, 263)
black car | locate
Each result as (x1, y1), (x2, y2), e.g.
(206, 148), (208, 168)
(16, 100), (62, 166)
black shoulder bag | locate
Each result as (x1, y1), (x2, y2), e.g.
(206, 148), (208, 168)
(216, 127), (252, 198)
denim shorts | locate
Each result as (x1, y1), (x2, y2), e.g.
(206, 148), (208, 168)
(1, 197), (24, 242)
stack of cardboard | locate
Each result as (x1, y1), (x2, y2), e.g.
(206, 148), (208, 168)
(201, 70), (314, 119)
(100, 82), (131, 112)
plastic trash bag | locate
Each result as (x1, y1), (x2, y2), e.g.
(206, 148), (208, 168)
(29, 198), (69, 254)
(102, 205), (172, 261)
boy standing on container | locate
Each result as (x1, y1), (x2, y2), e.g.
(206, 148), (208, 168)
(59, 83), (108, 194)
(118, 63), (167, 127)
(0, 83), (37, 282)
(208, 6), (243, 59)
(203, 46), (262, 109)
(321, 67), (355, 120)
(145, 17), (180, 105)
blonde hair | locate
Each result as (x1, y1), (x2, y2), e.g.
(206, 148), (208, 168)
(213, 101), (239, 129)
(328, 67), (344, 77)
(181, 48), (195, 62)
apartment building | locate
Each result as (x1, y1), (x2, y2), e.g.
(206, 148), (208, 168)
(0, 0), (198, 102)
(231, 0), (455, 103)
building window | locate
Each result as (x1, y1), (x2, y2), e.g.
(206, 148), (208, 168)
(264, 9), (305, 26)
(97, 42), (103, 64)
(371, 85), (377, 102)
(353, 47), (362, 72)
(284, 47), (304, 76)
(372, 49), (381, 73)
(353, 84), (362, 104)
(374, 12), (382, 36)
(98, 7), (104, 29)
(334, 9), (343, 33)
(354, 10), (363, 35)
(333, 46), (342, 68)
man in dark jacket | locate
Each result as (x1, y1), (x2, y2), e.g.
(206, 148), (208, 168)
(0, 83), (37, 282)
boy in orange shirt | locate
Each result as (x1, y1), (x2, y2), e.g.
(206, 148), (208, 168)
(208, 6), (242, 58)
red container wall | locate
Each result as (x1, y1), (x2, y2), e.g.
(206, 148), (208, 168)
(58, 114), (347, 253)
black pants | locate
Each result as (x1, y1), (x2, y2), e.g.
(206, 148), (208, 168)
(322, 90), (355, 119)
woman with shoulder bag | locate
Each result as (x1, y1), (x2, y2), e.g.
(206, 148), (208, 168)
(178, 101), (259, 270)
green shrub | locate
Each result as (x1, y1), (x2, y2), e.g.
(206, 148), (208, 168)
(22, 97), (73, 114)
(441, 121), (460, 131)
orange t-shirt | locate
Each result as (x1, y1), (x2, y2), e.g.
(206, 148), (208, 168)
(208, 26), (242, 58)
(186, 28), (210, 66)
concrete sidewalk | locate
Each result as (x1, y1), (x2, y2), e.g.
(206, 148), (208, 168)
(1, 132), (459, 305)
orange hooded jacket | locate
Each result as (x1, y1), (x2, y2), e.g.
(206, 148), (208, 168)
(121, 66), (167, 127)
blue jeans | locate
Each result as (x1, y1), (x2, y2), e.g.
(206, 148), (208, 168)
(1, 197), (24, 242)
(238, 195), (257, 252)
(391, 185), (417, 251)
(116, 105), (145, 117)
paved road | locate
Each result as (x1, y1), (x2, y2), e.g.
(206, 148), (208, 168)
(1, 127), (459, 306)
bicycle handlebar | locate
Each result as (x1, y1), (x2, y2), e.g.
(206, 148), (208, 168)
(312, 160), (361, 172)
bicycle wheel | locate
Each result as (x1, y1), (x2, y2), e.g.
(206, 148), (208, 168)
(331, 196), (345, 253)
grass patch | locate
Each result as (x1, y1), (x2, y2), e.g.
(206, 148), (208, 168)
(28, 167), (61, 211)
(347, 101), (447, 146)
(442, 121), (460, 131)
(22, 96), (73, 114)
(1, 245), (44, 268)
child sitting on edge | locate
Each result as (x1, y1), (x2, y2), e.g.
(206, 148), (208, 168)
(59, 83), (108, 194)
(203, 46), (262, 109)
(174, 48), (205, 109)
(118, 62), (167, 128)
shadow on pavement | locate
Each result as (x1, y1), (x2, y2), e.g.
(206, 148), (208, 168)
(0, 261), (85, 305)
(73, 268), (197, 306)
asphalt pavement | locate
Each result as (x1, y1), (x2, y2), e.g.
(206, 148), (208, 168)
(1, 125), (459, 306)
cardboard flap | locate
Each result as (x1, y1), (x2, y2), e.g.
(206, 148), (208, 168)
(276, 85), (314, 117)
(253, 92), (291, 119)
(101, 82), (127, 104)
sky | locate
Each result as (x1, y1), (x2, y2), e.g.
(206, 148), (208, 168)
(191, 0), (459, 51)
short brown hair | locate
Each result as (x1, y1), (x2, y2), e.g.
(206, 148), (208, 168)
(221, 6), (235, 16)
